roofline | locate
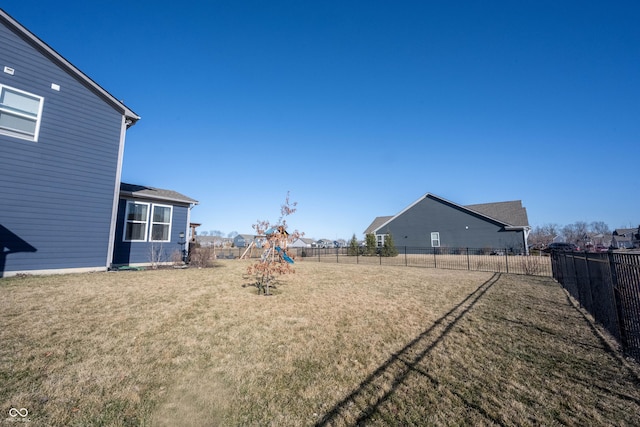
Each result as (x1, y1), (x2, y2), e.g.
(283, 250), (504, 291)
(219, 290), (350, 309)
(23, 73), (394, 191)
(504, 225), (530, 231)
(373, 192), (513, 234)
(119, 190), (199, 206)
(0, 8), (140, 127)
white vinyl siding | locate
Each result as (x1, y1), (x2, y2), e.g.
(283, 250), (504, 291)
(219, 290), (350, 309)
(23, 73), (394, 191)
(0, 84), (44, 142)
(431, 232), (440, 247)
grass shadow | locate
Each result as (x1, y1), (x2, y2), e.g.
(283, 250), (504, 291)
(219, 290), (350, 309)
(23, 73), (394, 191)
(315, 272), (501, 426)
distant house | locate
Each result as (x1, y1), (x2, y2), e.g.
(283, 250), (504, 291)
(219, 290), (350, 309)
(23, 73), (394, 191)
(611, 228), (639, 249)
(0, 9), (140, 277)
(289, 237), (314, 248)
(111, 184), (198, 267)
(364, 193), (531, 253)
(234, 234), (256, 248)
(197, 236), (221, 247)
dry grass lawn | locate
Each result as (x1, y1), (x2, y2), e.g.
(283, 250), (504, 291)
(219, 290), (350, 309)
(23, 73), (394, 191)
(1, 261), (639, 426)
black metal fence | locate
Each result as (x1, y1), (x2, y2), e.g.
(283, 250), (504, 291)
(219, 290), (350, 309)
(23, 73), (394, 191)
(290, 246), (553, 276)
(551, 251), (640, 361)
(208, 245), (552, 276)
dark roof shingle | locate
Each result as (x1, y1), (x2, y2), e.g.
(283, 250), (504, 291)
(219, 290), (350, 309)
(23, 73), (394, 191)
(120, 183), (198, 205)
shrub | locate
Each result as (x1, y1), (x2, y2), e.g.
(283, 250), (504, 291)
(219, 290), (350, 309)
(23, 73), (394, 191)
(381, 233), (398, 257)
(190, 246), (214, 268)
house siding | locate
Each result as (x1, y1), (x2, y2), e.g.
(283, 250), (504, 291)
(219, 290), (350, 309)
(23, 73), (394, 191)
(379, 195), (525, 251)
(111, 200), (190, 266)
(0, 17), (124, 275)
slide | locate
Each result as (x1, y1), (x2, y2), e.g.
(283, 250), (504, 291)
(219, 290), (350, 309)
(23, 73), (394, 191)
(275, 246), (294, 264)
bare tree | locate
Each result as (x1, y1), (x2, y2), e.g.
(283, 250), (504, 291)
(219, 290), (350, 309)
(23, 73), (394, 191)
(562, 222), (590, 247)
(590, 221), (611, 236)
(529, 223), (560, 248)
(246, 192), (303, 295)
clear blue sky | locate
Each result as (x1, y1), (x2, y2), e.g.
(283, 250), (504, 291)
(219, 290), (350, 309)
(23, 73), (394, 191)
(5, 1), (639, 240)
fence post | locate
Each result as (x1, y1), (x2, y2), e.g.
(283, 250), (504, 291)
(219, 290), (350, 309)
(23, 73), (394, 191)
(466, 247), (470, 270)
(336, 247), (339, 263)
(433, 248), (437, 269)
(608, 251), (628, 352)
(505, 248), (509, 273)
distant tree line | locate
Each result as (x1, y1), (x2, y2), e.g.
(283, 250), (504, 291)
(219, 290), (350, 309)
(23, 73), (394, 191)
(528, 221), (614, 248)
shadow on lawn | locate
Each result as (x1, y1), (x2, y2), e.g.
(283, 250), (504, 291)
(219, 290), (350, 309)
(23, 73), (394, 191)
(315, 272), (501, 426)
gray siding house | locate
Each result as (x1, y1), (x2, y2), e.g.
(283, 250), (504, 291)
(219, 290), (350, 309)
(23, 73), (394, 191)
(611, 228), (639, 249)
(365, 193), (531, 254)
(112, 184), (198, 267)
(234, 234), (255, 248)
(0, 9), (140, 277)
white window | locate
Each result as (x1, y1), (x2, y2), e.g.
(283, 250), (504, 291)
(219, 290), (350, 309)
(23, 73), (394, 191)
(431, 232), (440, 247)
(124, 201), (149, 241)
(0, 85), (44, 142)
(123, 201), (174, 242)
(376, 234), (385, 247)
(150, 204), (172, 242)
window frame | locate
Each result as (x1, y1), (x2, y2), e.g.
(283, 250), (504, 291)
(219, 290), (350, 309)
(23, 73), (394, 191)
(431, 232), (441, 248)
(149, 204), (173, 242)
(123, 201), (150, 242)
(0, 84), (45, 142)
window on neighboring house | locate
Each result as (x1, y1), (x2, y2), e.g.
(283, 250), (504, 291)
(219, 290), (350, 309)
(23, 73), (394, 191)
(431, 232), (440, 247)
(0, 85), (44, 142)
(376, 234), (385, 247)
(124, 201), (149, 241)
(150, 204), (172, 242)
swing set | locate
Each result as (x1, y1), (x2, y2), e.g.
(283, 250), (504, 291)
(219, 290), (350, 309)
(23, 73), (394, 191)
(245, 225), (295, 295)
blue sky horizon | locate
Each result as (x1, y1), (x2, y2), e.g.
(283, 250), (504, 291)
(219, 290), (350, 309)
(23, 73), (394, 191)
(4, 1), (639, 240)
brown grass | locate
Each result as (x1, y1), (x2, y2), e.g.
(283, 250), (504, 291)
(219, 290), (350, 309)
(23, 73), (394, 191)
(1, 261), (639, 426)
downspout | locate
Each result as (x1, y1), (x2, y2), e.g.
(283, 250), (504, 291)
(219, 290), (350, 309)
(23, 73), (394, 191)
(106, 115), (129, 269)
(186, 202), (198, 259)
(523, 226), (531, 255)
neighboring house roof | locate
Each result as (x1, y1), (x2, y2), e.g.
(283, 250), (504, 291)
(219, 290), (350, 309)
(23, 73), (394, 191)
(464, 200), (529, 227)
(120, 183), (198, 205)
(366, 193), (530, 235)
(289, 237), (314, 247)
(235, 234), (255, 241)
(0, 8), (140, 127)
(613, 228), (637, 237)
(364, 216), (394, 235)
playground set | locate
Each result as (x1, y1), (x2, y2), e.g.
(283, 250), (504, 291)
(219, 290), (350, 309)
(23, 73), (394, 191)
(244, 225), (295, 295)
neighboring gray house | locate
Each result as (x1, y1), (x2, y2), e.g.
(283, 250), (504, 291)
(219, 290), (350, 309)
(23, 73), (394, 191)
(611, 228), (639, 249)
(0, 9), (139, 277)
(112, 184), (198, 267)
(289, 237), (314, 248)
(364, 193), (531, 254)
(234, 234), (255, 248)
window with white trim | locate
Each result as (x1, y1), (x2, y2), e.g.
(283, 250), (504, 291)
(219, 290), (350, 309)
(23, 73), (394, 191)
(431, 232), (440, 247)
(376, 234), (385, 247)
(124, 201), (149, 241)
(0, 85), (44, 142)
(150, 204), (172, 242)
